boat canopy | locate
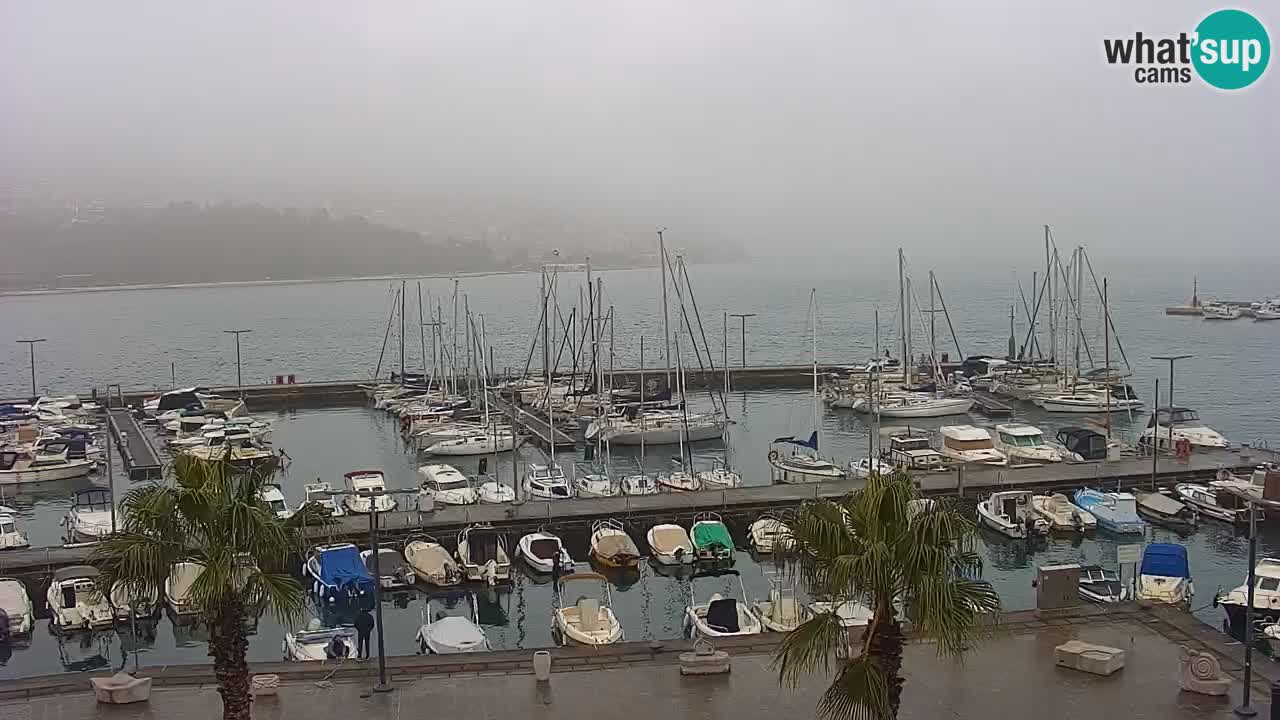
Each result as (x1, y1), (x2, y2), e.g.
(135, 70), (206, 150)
(52, 565), (100, 583)
(693, 522), (733, 550)
(1140, 543), (1190, 578)
(318, 545), (373, 586)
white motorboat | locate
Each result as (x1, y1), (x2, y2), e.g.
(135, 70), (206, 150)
(993, 424), (1064, 465)
(360, 548), (415, 589)
(456, 524), (511, 585)
(108, 581), (158, 620)
(302, 481), (345, 517)
(1037, 391), (1142, 414)
(283, 620), (356, 661)
(0, 506), (30, 550)
(808, 598), (874, 628)
(620, 473), (660, 495)
(523, 463), (573, 500)
(1073, 489), (1145, 534)
(849, 456), (892, 479)
(165, 561), (206, 617)
(1140, 406), (1229, 450)
(417, 464), (478, 506)
(517, 529), (574, 574)
(575, 470), (620, 498)
(553, 572), (624, 646)
(343, 470), (397, 514)
(417, 595), (490, 654)
(1255, 301), (1280, 321)
(1202, 302), (1242, 320)
(752, 578), (807, 632)
(259, 483), (293, 519)
(749, 514), (792, 553)
(1030, 493), (1096, 533)
(768, 446), (847, 484)
(62, 488), (113, 545)
(647, 523), (695, 565)
(977, 490), (1048, 539)
(590, 519), (641, 568)
(475, 477), (516, 504)
(0, 577), (34, 637)
(939, 425), (1006, 465)
(884, 432), (945, 472)
(1136, 543), (1193, 607)
(656, 467), (701, 492)
(695, 459), (742, 489)
(1174, 483), (1259, 525)
(181, 430), (277, 469)
(1217, 559), (1280, 633)
(0, 445), (93, 484)
(47, 566), (113, 632)
(871, 395), (974, 418)
(403, 535), (461, 586)
(423, 432), (517, 456)
(684, 570), (763, 638)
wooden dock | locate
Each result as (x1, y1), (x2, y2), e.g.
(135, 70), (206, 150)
(106, 408), (163, 482)
(3, 446), (1273, 580)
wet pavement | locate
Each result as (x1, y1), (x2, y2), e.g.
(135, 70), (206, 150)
(1, 608), (1265, 719)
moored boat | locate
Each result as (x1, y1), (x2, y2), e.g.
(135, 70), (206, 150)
(1133, 490), (1198, 533)
(647, 523), (695, 565)
(690, 512), (735, 566)
(1072, 489), (1145, 534)
(403, 535), (461, 587)
(552, 572), (624, 646)
(1136, 543), (1193, 607)
(977, 490), (1048, 539)
(1030, 493), (1096, 533)
(589, 519), (640, 568)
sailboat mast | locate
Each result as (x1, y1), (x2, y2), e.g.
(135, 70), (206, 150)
(811, 289), (819, 450)
(658, 229), (672, 389)
(929, 270), (936, 354)
(417, 282), (428, 382)
(898, 249), (911, 386)
(639, 336), (646, 470)
(399, 280), (406, 385)
(1045, 225), (1054, 364)
(452, 278), (459, 394)
(1103, 277), (1111, 439)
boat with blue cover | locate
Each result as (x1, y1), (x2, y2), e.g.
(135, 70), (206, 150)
(1136, 543), (1193, 607)
(304, 543), (376, 609)
(1072, 489), (1145, 534)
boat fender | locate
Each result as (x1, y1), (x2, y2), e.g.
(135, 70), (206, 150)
(768, 450), (779, 462)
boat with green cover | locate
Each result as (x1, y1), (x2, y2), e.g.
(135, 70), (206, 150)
(691, 512), (734, 566)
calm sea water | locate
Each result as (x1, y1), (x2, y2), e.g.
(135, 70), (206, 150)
(0, 255), (1277, 678)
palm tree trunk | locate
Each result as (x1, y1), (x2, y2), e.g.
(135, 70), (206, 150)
(209, 597), (251, 720)
(866, 609), (905, 719)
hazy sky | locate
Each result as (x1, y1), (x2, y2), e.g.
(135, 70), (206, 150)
(2, 1), (1276, 255)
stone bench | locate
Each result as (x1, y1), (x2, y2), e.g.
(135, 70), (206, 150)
(91, 673), (152, 704)
(1054, 640), (1125, 676)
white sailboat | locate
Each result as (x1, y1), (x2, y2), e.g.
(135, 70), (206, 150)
(769, 289), (846, 485)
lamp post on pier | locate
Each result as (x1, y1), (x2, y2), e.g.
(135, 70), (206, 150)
(16, 338), (46, 398)
(1151, 354), (1192, 453)
(222, 329), (252, 399)
(729, 313), (756, 369)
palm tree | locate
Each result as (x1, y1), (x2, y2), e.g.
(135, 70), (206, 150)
(92, 456), (329, 720)
(773, 471), (1001, 720)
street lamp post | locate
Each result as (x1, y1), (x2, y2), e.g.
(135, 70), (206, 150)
(1221, 486), (1280, 717)
(16, 338), (46, 398)
(368, 505), (390, 693)
(729, 313), (756, 369)
(1152, 355), (1192, 453)
(223, 330), (252, 398)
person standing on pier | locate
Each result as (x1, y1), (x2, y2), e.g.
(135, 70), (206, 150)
(354, 609), (374, 660)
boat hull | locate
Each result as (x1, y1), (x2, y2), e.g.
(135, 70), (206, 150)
(0, 460), (94, 484)
(876, 398), (974, 418)
(604, 422), (726, 446)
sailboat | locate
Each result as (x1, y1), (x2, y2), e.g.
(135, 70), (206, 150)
(769, 290), (847, 484)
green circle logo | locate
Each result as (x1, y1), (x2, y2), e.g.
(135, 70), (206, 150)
(1193, 9), (1270, 89)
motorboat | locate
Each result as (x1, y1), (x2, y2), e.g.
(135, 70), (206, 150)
(695, 459), (743, 489)
(523, 463), (573, 500)
(417, 464), (478, 506)
(475, 476), (515, 504)
(1072, 489), (1145, 534)
(423, 432), (517, 456)
(977, 490), (1048, 539)
(1078, 565), (1125, 603)
(684, 570), (763, 638)
(1037, 391), (1142, 414)
(0, 577), (34, 638)
(517, 529), (575, 574)
(1029, 493), (1096, 533)
(752, 578), (807, 632)
(0, 445), (94, 484)
(1174, 483), (1259, 525)
(302, 481), (345, 517)
(1055, 427), (1110, 461)
(403, 535), (461, 587)
(870, 394), (974, 418)
(589, 519), (640, 568)
(749, 514), (792, 553)
(768, 434), (848, 484)
(1255, 301), (1280, 321)
(1139, 406), (1229, 450)
(342, 470), (397, 514)
(808, 598), (874, 628)
(361, 548), (415, 589)
(993, 424), (1064, 464)
(884, 432), (945, 472)
(259, 483), (293, 519)
(456, 524), (511, 585)
(656, 466), (701, 492)
(647, 523), (695, 565)
(939, 426), (1006, 465)
(849, 456), (892, 479)
(165, 561), (207, 617)
(62, 488), (114, 545)
(552, 572), (624, 646)
(620, 472), (660, 495)
(1217, 559), (1280, 632)
(1136, 543), (1193, 607)
(108, 581), (159, 621)
(283, 620), (355, 661)
(690, 512), (735, 566)
(47, 566), (113, 632)
(304, 543), (376, 607)
(575, 470), (620, 498)
(1133, 490), (1198, 533)
(417, 595), (490, 654)
(0, 506), (30, 549)
(1202, 302), (1242, 319)
(181, 430), (277, 469)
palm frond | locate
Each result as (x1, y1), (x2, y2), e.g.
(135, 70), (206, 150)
(772, 611), (848, 688)
(815, 654), (891, 720)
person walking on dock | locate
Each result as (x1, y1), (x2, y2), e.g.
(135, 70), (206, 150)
(354, 609), (374, 660)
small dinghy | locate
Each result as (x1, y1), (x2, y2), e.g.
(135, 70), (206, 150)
(691, 512), (734, 566)
(752, 578), (807, 632)
(1078, 565), (1125, 603)
(590, 519), (641, 568)
(456, 524), (511, 585)
(646, 523), (694, 566)
(417, 595), (490, 654)
(749, 514), (792, 554)
(1030, 493), (1096, 533)
(553, 572), (624, 646)
(403, 535), (461, 587)
(684, 570), (762, 638)
(517, 529), (574, 574)
(283, 620), (355, 661)
(361, 547), (415, 589)
(1134, 490), (1198, 533)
